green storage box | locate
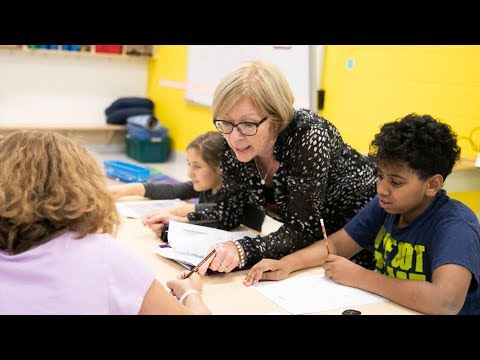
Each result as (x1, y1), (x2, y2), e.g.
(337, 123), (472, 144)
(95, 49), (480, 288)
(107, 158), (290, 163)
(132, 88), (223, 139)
(126, 134), (170, 163)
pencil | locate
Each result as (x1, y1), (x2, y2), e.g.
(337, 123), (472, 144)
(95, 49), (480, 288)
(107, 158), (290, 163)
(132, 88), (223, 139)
(320, 218), (330, 255)
(184, 248), (217, 279)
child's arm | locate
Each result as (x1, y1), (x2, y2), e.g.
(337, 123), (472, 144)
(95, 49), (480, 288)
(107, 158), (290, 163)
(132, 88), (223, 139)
(109, 183), (146, 199)
(243, 228), (361, 286)
(139, 274), (211, 315)
(324, 256), (471, 315)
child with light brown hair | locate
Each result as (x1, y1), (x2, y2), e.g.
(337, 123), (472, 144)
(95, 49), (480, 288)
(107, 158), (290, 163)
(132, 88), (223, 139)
(0, 129), (210, 315)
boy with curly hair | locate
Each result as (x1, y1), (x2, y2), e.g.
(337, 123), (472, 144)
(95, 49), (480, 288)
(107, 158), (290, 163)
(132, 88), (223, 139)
(244, 113), (480, 315)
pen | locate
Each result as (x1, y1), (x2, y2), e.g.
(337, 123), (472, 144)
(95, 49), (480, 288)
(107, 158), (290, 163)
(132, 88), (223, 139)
(184, 248), (217, 279)
(320, 218), (330, 255)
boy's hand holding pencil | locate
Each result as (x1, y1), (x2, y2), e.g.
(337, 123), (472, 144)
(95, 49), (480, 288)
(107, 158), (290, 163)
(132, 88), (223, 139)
(320, 218), (330, 255)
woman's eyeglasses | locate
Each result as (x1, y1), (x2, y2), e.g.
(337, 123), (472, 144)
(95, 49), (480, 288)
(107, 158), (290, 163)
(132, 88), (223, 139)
(213, 116), (269, 136)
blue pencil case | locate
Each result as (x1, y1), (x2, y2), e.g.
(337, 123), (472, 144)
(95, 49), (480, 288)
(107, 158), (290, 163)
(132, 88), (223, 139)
(104, 160), (150, 183)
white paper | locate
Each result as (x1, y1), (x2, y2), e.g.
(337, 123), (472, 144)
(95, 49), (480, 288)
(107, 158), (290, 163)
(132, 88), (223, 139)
(261, 215), (283, 235)
(253, 274), (386, 314)
(167, 220), (257, 257)
(154, 246), (202, 268)
(154, 220), (258, 266)
(116, 199), (182, 218)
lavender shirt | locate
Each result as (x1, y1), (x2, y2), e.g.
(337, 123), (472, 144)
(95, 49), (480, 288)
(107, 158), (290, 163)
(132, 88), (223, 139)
(0, 231), (156, 315)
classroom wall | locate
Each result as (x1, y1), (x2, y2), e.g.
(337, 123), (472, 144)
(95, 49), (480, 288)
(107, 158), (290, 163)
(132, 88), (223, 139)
(320, 46), (480, 215)
(146, 45), (480, 214)
(148, 45), (480, 159)
(321, 45), (480, 160)
(146, 46), (213, 152)
(0, 50), (148, 125)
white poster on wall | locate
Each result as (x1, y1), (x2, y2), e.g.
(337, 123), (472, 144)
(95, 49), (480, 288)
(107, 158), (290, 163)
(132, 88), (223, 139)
(185, 45), (318, 110)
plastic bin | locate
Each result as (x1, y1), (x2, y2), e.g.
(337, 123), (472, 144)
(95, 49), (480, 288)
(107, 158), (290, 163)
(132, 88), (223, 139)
(95, 45), (122, 54)
(126, 134), (170, 163)
(127, 122), (168, 139)
(104, 160), (150, 183)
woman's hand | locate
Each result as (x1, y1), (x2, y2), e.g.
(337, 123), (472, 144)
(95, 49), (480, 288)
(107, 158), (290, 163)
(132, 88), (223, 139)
(142, 212), (188, 238)
(196, 242), (240, 275)
(142, 202), (195, 221)
(142, 208), (170, 225)
(243, 258), (293, 286)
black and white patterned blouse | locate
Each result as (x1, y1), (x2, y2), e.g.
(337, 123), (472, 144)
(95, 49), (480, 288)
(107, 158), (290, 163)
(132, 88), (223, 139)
(144, 181), (265, 232)
(188, 109), (377, 267)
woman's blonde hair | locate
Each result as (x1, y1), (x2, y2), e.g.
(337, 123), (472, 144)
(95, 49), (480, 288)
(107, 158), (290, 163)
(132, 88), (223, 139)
(212, 60), (295, 136)
(0, 130), (119, 255)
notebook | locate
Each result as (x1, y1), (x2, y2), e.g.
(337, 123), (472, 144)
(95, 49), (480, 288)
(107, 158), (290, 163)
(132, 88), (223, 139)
(154, 220), (257, 271)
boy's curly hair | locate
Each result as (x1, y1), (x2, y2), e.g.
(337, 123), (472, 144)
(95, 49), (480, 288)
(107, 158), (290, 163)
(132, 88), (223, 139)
(0, 130), (119, 255)
(368, 113), (461, 180)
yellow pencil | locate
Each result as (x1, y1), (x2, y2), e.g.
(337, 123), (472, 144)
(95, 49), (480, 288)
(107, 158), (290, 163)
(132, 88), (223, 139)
(320, 218), (330, 255)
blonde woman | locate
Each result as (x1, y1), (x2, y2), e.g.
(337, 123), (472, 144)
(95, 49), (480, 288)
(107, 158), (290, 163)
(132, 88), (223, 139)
(193, 60), (378, 275)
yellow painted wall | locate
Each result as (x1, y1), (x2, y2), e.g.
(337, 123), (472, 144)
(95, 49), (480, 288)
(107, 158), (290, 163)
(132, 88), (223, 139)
(148, 45), (480, 159)
(146, 46), (214, 152)
(321, 45), (480, 160)
(320, 46), (480, 215)
(448, 191), (480, 217)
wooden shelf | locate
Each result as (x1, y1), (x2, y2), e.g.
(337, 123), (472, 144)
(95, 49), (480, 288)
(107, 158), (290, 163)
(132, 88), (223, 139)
(0, 124), (127, 144)
(0, 45), (155, 61)
(0, 124), (125, 130)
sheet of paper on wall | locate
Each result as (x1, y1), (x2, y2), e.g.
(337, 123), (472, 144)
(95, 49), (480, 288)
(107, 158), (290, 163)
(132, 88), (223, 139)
(115, 199), (182, 218)
(154, 220), (258, 267)
(253, 274), (386, 314)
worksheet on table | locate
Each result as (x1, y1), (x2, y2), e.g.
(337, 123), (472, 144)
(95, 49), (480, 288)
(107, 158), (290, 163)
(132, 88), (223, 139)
(253, 274), (386, 314)
(116, 199), (182, 218)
